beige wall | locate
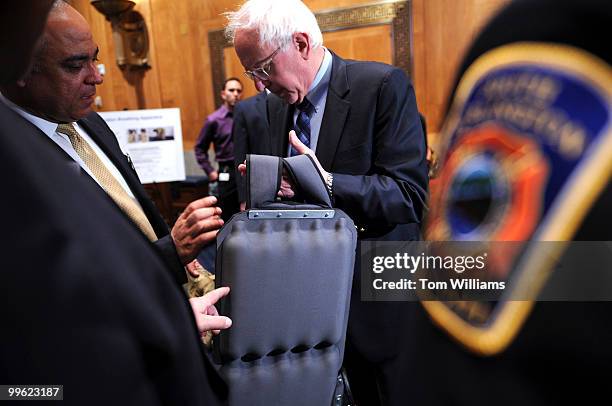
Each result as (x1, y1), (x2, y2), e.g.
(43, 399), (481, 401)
(70, 0), (509, 150)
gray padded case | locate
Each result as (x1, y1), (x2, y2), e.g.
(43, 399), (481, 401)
(214, 154), (357, 406)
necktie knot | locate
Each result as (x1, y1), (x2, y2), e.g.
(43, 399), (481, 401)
(57, 123), (81, 147)
(291, 98), (314, 156)
(55, 123), (89, 155)
(297, 97), (315, 116)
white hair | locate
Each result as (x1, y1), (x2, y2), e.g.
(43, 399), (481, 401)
(225, 0), (323, 51)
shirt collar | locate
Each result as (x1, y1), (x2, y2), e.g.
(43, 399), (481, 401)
(218, 104), (231, 118)
(0, 93), (60, 138)
(305, 47), (332, 111)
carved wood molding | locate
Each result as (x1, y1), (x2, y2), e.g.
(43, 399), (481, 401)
(208, 29), (228, 109)
(208, 0), (412, 108)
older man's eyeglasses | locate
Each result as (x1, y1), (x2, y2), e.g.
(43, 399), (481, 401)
(244, 47), (281, 81)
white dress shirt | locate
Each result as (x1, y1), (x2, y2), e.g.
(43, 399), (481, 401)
(1, 94), (140, 201)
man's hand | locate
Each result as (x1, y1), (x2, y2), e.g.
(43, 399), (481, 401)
(208, 170), (219, 182)
(278, 171), (295, 199)
(189, 286), (232, 335)
(237, 131), (329, 200)
(238, 160), (246, 177)
(186, 258), (206, 278)
(237, 163), (249, 209)
(281, 130), (329, 198)
(171, 196), (223, 265)
(239, 160), (296, 198)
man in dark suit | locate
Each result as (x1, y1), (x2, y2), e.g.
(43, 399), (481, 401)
(0, 1), (222, 285)
(226, 1), (429, 404)
(0, 1), (228, 404)
(232, 90), (270, 209)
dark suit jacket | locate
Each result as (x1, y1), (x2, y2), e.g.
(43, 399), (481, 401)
(265, 53), (429, 369)
(63, 112), (185, 284)
(0, 102), (226, 405)
(267, 53), (428, 238)
(232, 91), (270, 203)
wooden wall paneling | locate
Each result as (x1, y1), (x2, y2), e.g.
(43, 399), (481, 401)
(323, 25), (392, 65)
(412, 0), (510, 144)
(196, 18), (229, 123)
(221, 22), (393, 112)
(149, 0), (203, 149)
(411, 0), (426, 130)
(222, 23), (393, 103)
(180, 16), (231, 151)
(96, 16), (128, 111)
(70, 0), (125, 111)
(201, 0), (244, 20)
(71, 0), (511, 154)
(223, 48), (258, 100)
(196, 1), (245, 136)
(304, 0), (373, 10)
(209, 0), (411, 112)
(152, 0), (243, 150)
(128, 0), (163, 110)
(71, 0), (163, 112)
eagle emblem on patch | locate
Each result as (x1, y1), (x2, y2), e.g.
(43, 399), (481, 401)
(424, 43), (612, 355)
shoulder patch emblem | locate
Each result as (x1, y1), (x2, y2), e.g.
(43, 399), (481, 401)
(424, 43), (612, 355)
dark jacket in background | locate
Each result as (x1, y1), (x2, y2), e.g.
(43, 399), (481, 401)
(232, 91), (270, 203)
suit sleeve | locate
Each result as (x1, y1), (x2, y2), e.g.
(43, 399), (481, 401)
(332, 68), (428, 227)
(154, 236), (187, 285)
(232, 103), (249, 203)
(194, 118), (216, 175)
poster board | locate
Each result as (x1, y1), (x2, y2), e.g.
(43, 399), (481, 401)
(99, 108), (185, 184)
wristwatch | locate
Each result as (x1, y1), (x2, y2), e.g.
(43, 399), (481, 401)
(325, 172), (333, 197)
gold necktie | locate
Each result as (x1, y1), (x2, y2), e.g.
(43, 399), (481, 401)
(57, 123), (157, 241)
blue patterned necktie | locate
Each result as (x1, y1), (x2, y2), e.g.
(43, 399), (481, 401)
(290, 97), (315, 156)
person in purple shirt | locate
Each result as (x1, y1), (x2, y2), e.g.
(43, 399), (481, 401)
(195, 77), (243, 221)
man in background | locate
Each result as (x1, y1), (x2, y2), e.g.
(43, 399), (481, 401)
(0, 0), (229, 403)
(0, 0), (222, 285)
(195, 77), (243, 221)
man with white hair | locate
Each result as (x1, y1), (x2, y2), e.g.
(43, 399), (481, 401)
(226, 1), (429, 404)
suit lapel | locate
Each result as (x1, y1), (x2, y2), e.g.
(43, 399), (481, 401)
(267, 53), (350, 165)
(33, 123), (87, 175)
(255, 92), (271, 152)
(77, 113), (167, 234)
(316, 53), (350, 170)
(29, 118), (123, 210)
(77, 113), (150, 206)
(78, 114), (135, 179)
(267, 93), (291, 157)
(255, 92), (268, 126)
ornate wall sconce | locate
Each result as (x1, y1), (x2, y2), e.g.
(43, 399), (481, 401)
(91, 0), (150, 69)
